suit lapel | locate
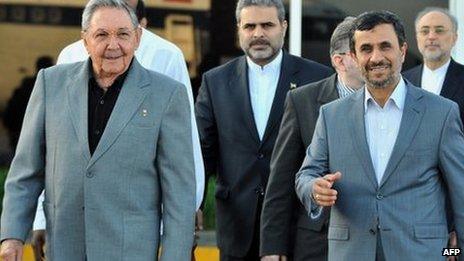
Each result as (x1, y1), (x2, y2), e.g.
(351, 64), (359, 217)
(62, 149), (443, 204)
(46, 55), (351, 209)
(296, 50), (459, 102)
(407, 65), (423, 87)
(66, 61), (91, 162)
(380, 84), (424, 187)
(87, 59), (150, 168)
(261, 53), (297, 145)
(440, 59), (460, 99)
(231, 57), (261, 144)
(317, 74), (339, 104)
(349, 89), (378, 189)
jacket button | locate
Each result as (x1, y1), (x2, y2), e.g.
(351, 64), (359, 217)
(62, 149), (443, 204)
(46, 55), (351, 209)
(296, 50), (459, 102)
(376, 193), (384, 200)
(257, 153), (264, 159)
(86, 172), (94, 178)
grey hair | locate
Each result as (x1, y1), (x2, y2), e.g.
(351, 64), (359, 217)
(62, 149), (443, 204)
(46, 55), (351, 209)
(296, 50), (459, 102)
(415, 7), (458, 33)
(82, 0), (139, 31)
(235, 0), (286, 23)
(330, 16), (356, 56)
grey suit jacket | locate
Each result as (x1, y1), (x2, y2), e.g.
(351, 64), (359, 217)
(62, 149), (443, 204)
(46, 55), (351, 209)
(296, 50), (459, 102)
(295, 83), (464, 260)
(260, 74), (338, 259)
(1, 59), (196, 261)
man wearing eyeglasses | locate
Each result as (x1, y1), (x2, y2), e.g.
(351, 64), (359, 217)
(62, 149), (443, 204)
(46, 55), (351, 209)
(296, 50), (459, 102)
(403, 7), (464, 121)
(0, 0), (196, 260)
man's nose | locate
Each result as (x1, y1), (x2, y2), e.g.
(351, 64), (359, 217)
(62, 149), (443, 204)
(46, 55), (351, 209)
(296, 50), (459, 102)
(107, 35), (120, 49)
(370, 48), (384, 63)
(426, 30), (439, 40)
(252, 25), (265, 38)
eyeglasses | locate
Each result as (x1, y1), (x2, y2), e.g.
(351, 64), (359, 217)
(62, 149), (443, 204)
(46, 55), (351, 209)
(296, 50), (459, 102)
(86, 28), (137, 43)
(417, 27), (450, 36)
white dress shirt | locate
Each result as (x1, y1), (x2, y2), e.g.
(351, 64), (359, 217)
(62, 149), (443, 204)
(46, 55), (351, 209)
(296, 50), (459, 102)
(364, 78), (406, 184)
(421, 59), (450, 95)
(247, 51), (283, 140)
(33, 28), (204, 229)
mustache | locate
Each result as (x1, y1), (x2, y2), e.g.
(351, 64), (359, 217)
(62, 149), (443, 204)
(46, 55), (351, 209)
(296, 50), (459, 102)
(250, 39), (270, 46)
(366, 60), (391, 70)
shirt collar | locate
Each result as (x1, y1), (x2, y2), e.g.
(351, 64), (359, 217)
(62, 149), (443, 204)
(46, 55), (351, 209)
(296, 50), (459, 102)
(423, 59), (451, 75)
(336, 75), (357, 96)
(364, 76), (407, 112)
(246, 50), (283, 74)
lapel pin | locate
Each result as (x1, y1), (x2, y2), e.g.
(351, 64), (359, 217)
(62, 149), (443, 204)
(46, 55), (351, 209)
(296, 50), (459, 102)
(290, 83), (297, 90)
(142, 109), (148, 117)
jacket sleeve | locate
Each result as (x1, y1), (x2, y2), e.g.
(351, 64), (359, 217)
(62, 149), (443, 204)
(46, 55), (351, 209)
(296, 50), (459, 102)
(195, 74), (219, 180)
(157, 84), (196, 260)
(163, 49), (205, 210)
(437, 102), (464, 248)
(295, 107), (328, 220)
(1, 70), (46, 241)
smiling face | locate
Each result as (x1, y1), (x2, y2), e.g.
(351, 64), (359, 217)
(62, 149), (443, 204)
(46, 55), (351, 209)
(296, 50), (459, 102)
(416, 11), (457, 64)
(82, 7), (141, 79)
(237, 5), (287, 66)
(351, 23), (407, 90)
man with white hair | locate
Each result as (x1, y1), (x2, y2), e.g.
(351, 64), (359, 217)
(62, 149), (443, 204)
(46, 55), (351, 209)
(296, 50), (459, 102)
(0, 1), (196, 260)
(30, 0), (205, 259)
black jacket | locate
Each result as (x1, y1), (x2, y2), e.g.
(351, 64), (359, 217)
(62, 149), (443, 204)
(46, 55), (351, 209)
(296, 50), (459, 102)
(195, 52), (332, 257)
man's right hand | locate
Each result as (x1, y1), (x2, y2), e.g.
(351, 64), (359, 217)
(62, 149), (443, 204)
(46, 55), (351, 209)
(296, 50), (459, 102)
(261, 255), (287, 261)
(0, 239), (24, 261)
(31, 229), (46, 260)
(311, 172), (342, 207)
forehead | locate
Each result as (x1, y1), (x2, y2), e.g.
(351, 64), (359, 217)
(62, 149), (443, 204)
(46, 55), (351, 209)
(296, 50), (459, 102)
(354, 23), (399, 47)
(417, 11), (453, 28)
(239, 6), (280, 24)
(89, 7), (133, 30)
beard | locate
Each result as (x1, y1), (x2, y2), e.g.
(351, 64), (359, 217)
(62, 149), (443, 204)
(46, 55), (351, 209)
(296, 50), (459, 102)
(421, 47), (446, 62)
(242, 38), (282, 64)
(363, 60), (397, 89)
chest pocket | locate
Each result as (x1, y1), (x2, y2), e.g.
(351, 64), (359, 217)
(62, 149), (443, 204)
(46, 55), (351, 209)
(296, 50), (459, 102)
(129, 106), (156, 128)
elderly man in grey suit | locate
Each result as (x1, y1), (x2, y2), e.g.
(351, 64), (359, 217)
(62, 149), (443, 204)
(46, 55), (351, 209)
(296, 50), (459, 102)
(296, 11), (464, 261)
(0, 0), (195, 260)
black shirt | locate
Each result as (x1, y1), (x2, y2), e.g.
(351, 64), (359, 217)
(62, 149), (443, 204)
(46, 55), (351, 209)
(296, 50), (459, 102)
(88, 65), (129, 155)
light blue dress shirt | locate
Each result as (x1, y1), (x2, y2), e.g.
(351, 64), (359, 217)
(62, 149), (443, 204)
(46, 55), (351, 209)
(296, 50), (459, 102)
(364, 77), (407, 184)
(247, 51), (283, 140)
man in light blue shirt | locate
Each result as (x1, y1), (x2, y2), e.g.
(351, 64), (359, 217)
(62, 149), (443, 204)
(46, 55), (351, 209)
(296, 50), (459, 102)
(295, 11), (464, 261)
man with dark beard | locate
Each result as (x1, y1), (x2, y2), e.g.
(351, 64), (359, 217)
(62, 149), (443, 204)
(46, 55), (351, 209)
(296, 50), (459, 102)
(295, 11), (464, 260)
(195, 1), (331, 259)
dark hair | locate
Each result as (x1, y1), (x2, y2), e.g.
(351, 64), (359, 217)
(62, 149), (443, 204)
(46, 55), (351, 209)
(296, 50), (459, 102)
(349, 10), (406, 53)
(135, 0), (146, 22)
(36, 56), (54, 72)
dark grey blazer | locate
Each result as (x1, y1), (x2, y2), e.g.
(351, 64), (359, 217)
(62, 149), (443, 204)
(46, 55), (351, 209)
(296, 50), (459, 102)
(260, 74), (339, 260)
(403, 59), (464, 121)
(195, 52), (332, 257)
